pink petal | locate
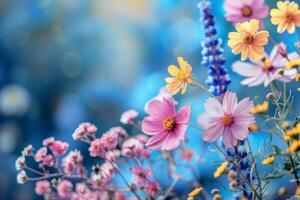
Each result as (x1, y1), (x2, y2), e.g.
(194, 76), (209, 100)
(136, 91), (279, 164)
(141, 117), (164, 135)
(162, 133), (181, 150)
(147, 100), (166, 120)
(234, 114), (256, 127)
(253, 5), (269, 18)
(204, 98), (224, 117)
(146, 133), (168, 149)
(162, 97), (175, 117)
(175, 104), (190, 124)
(222, 127), (237, 148)
(223, 92), (238, 115)
(175, 124), (188, 140)
(203, 123), (224, 142)
(198, 113), (221, 129)
(232, 61), (262, 77)
(230, 123), (249, 141)
(233, 97), (254, 116)
(241, 74), (266, 87)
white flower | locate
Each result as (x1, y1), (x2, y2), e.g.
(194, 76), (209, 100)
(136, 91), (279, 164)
(15, 156), (26, 170)
(17, 170), (27, 184)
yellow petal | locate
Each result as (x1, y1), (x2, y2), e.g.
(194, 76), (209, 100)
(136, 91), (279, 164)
(241, 47), (249, 61)
(167, 65), (180, 76)
(165, 77), (175, 83)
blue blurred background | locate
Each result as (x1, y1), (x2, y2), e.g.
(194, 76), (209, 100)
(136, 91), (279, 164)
(1, 0), (300, 199)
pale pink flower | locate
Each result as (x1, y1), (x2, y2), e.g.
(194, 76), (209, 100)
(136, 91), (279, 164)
(34, 147), (47, 162)
(144, 87), (177, 113)
(42, 137), (55, 146)
(75, 183), (88, 195)
(109, 126), (128, 144)
(89, 138), (105, 157)
(132, 166), (152, 186)
(50, 140), (69, 155)
(120, 109), (139, 124)
(198, 92), (255, 148)
(144, 181), (160, 197)
(121, 138), (143, 158)
(17, 170), (27, 184)
(101, 130), (119, 150)
(64, 150), (83, 165)
(35, 180), (51, 195)
(64, 162), (75, 175)
(57, 180), (73, 198)
(73, 122), (97, 140)
(22, 145), (33, 156)
(181, 148), (194, 162)
(42, 155), (54, 166)
(142, 97), (190, 150)
(135, 134), (149, 144)
(224, 0), (269, 25)
(105, 150), (121, 162)
(232, 44), (298, 87)
(15, 156), (25, 170)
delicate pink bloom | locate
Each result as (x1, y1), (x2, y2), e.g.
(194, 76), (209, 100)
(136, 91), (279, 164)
(15, 156), (25, 170)
(42, 155), (54, 166)
(22, 145), (33, 156)
(42, 137), (55, 146)
(121, 138), (143, 158)
(132, 166), (152, 186)
(50, 140), (69, 155)
(91, 162), (115, 188)
(109, 126), (128, 144)
(64, 150), (83, 165)
(17, 170), (27, 184)
(135, 134), (149, 144)
(198, 92), (255, 148)
(142, 97), (190, 150)
(120, 109), (139, 124)
(75, 183), (88, 195)
(35, 180), (51, 195)
(34, 147), (47, 162)
(77, 165), (86, 176)
(64, 162), (75, 175)
(73, 122), (97, 140)
(144, 181), (160, 197)
(89, 138), (105, 157)
(57, 180), (73, 198)
(114, 192), (127, 200)
(224, 0), (269, 25)
(144, 87), (177, 112)
(232, 44), (298, 87)
(181, 148), (194, 162)
(101, 130), (119, 150)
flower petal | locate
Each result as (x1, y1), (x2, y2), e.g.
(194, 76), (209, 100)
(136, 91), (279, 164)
(141, 117), (164, 135)
(223, 91), (238, 115)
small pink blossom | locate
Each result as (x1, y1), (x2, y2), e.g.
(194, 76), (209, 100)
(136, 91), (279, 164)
(232, 44), (298, 87)
(120, 109), (139, 124)
(101, 130), (119, 150)
(144, 181), (160, 197)
(121, 138), (143, 158)
(105, 150), (121, 162)
(17, 170), (27, 184)
(181, 148), (194, 162)
(34, 147), (47, 162)
(114, 192), (127, 200)
(42, 137), (55, 146)
(64, 150), (83, 165)
(75, 183), (88, 195)
(64, 162), (75, 174)
(198, 92), (255, 148)
(89, 138), (105, 157)
(35, 180), (51, 195)
(15, 156), (25, 170)
(50, 140), (69, 155)
(57, 180), (73, 198)
(135, 134), (149, 144)
(73, 122), (98, 140)
(132, 166), (152, 186)
(142, 97), (190, 150)
(224, 0), (269, 25)
(42, 155), (54, 166)
(22, 145), (33, 156)
(109, 126), (128, 144)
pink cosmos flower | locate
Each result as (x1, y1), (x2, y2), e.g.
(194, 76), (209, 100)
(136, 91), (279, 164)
(142, 97), (190, 150)
(198, 92), (255, 148)
(232, 44), (298, 87)
(120, 109), (139, 124)
(57, 180), (73, 198)
(34, 147), (47, 162)
(224, 0), (269, 25)
(50, 140), (69, 155)
(132, 166), (152, 186)
(35, 180), (51, 195)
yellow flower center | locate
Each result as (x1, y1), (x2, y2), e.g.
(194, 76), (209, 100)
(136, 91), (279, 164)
(222, 115), (233, 126)
(177, 71), (186, 81)
(163, 117), (176, 131)
(244, 35), (254, 45)
(261, 57), (272, 70)
(242, 6), (252, 17)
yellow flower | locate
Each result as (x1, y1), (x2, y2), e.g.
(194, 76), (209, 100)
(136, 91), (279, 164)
(285, 123), (300, 140)
(228, 19), (269, 61)
(250, 101), (269, 114)
(286, 59), (300, 69)
(288, 140), (300, 153)
(188, 187), (203, 197)
(165, 57), (192, 95)
(214, 161), (228, 178)
(262, 156), (275, 165)
(296, 185), (300, 196)
(270, 1), (300, 33)
(249, 124), (259, 132)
